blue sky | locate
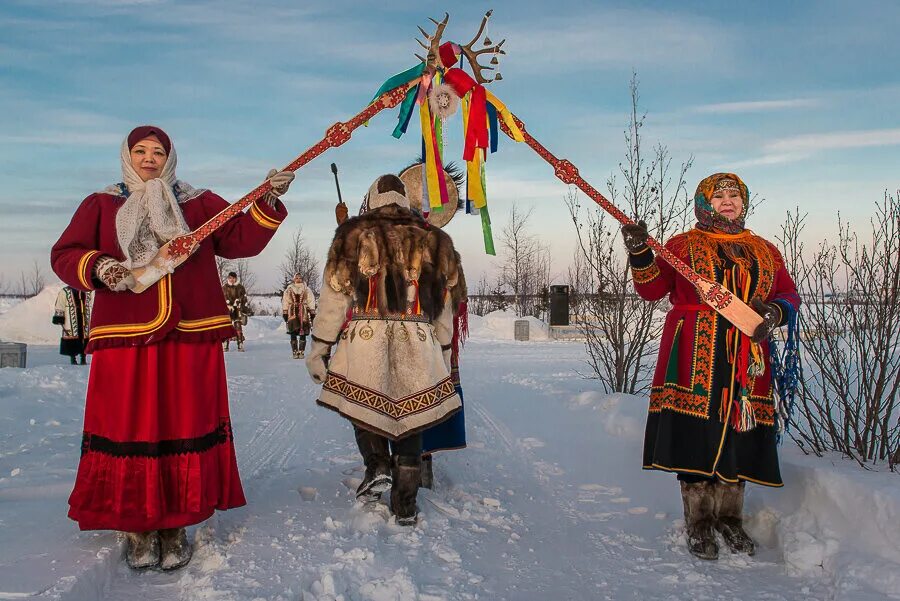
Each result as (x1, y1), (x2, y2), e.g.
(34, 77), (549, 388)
(2, 0), (899, 291)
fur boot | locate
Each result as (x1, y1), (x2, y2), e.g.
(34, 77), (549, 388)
(223, 340), (230, 352)
(290, 337), (299, 359)
(237, 340), (244, 352)
(124, 531), (160, 570)
(681, 481), (718, 560)
(159, 527), (192, 571)
(354, 428), (392, 501)
(390, 454), (421, 525)
(714, 481), (755, 555)
(420, 454), (434, 490)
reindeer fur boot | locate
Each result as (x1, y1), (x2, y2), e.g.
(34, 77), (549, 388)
(714, 481), (755, 555)
(159, 527), (193, 571)
(681, 481), (718, 560)
(390, 454), (421, 526)
(124, 531), (160, 570)
(354, 427), (392, 502)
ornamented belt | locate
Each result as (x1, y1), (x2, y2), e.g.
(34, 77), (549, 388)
(672, 304), (715, 312)
(350, 311), (431, 324)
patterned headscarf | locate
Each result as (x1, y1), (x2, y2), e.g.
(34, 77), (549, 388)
(694, 172), (749, 234)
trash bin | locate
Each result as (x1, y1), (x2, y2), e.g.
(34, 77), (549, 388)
(0, 341), (27, 368)
(549, 285), (570, 326)
(514, 320), (530, 341)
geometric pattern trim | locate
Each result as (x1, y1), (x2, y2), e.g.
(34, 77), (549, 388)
(323, 373), (456, 420)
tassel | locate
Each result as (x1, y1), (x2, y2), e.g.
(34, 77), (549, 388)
(769, 298), (802, 441)
(365, 276), (378, 312)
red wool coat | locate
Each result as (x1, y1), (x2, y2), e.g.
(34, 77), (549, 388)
(51, 190), (286, 352)
(631, 228), (801, 486)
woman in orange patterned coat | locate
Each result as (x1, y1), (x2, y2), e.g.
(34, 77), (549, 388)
(51, 125), (293, 571)
(621, 173), (800, 561)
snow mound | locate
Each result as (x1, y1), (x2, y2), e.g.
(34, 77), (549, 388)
(467, 310), (550, 341)
(0, 285), (62, 344)
(750, 454), (900, 597)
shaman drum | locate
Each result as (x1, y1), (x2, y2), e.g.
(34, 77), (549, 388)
(398, 163), (461, 229)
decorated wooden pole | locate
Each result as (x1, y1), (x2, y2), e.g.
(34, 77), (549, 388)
(496, 115), (764, 337)
(129, 82), (416, 293)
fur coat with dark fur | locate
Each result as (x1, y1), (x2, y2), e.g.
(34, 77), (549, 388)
(323, 205), (459, 319)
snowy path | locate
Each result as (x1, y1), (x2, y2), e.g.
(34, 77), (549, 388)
(1, 316), (898, 600)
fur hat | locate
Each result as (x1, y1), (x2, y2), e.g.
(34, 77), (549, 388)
(366, 174), (409, 210)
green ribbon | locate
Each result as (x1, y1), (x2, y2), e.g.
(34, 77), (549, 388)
(481, 205), (495, 255)
(371, 63), (425, 139)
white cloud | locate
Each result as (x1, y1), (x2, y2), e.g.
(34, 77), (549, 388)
(766, 128), (900, 154)
(692, 98), (821, 114)
(503, 7), (734, 72)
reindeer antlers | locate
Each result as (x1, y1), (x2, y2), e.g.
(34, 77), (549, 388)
(460, 10), (506, 84)
(413, 11), (506, 84)
(414, 13), (450, 70)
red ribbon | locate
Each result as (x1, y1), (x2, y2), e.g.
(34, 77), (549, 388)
(443, 68), (488, 161)
(439, 42), (459, 69)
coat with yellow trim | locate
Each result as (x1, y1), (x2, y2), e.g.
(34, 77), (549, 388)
(51, 189), (286, 352)
(629, 228), (800, 487)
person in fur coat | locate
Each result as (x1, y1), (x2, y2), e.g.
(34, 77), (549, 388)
(282, 273), (316, 358)
(223, 272), (249, 351)
(53, 286), (92, 365)
(305, 174), (462, 525)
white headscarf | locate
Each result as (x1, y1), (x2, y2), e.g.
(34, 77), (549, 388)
(114, 136), (191, 269)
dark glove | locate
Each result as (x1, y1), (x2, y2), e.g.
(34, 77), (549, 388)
(309, 311), (316, 323)
(751, 298), (780, 343)
(52, 314), (65, 325)
(282, 312), (289, 323)
(621, 220), (649, 254)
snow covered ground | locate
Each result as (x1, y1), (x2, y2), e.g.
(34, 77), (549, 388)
(1, 305), (899, 600)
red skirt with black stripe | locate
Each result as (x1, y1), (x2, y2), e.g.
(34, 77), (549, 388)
(68, 339), (246, 531)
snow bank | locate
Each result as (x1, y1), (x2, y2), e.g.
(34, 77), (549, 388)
(750, 452), (900, 598)
(0, 296), (24, 316)
(0, 285), (62, 344)
(467, 310), (550, 341)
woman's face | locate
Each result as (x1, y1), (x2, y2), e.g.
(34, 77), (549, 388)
(129, 136), (168, 181)
(710, 188), (743, 220)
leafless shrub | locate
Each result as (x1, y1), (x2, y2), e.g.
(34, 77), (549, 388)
(278, 227), (320, 294)
(499, 204), (551, 319)
(777, 194), (900, 469)
(566, 73), (692, 393)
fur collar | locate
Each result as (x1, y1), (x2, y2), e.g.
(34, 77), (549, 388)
(324, 205), (460, 321)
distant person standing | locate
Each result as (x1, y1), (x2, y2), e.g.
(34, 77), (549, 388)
(52, 286), (91, 365)
(223, 271), (250, 352)
(282, 273), (316, 359)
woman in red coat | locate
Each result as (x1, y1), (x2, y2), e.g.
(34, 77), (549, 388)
(621, 173), (800, 561)
(51, 125), (293, 570)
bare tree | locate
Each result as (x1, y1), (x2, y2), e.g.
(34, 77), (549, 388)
(17, 260), (46, 297)
(777, 194), (900, 469)
(566, 73), (693, 393)
(278, 227), (320, 293)
(499, 204), (551, 318)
